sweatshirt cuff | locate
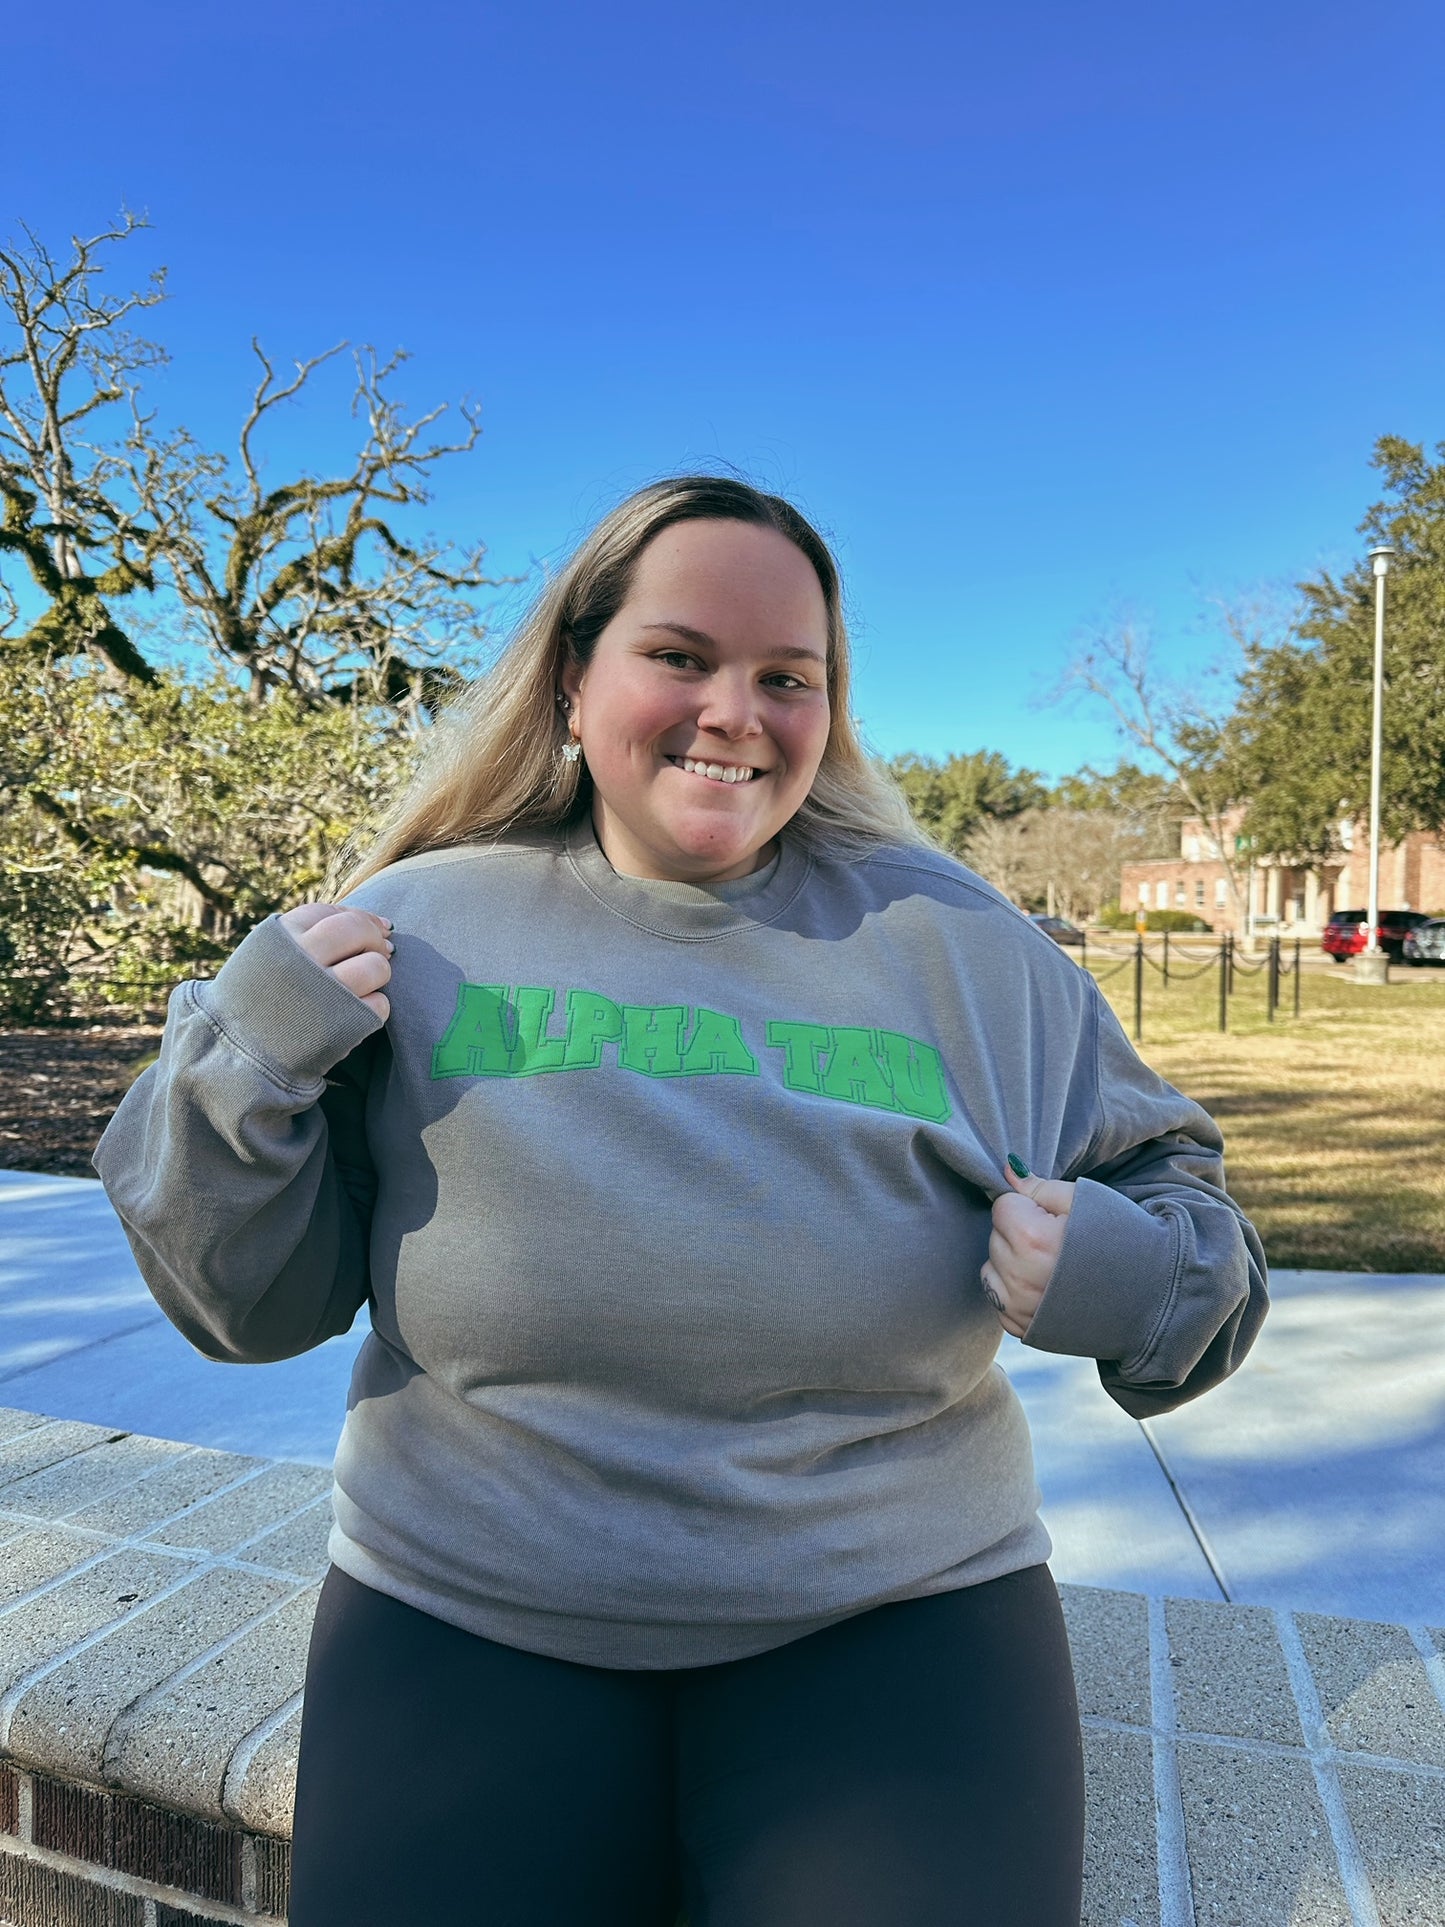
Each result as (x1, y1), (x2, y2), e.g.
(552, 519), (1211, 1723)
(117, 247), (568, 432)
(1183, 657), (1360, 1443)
(1020, 1175), (1180, 1367)
(189, 912), (385, 1088)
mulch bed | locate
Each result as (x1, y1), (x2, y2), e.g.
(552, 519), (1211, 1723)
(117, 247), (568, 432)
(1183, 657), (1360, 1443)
(0, 1025), (165, 1178)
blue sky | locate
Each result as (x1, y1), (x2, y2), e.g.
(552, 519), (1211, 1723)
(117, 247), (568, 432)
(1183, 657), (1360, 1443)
(6, 0), (1442, 779)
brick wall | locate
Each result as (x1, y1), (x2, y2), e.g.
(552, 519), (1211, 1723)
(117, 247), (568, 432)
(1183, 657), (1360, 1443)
(0, 1760), (287, 1926)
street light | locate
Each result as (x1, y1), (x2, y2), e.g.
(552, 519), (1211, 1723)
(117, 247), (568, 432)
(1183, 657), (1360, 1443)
(1356, 542), (1396, 984)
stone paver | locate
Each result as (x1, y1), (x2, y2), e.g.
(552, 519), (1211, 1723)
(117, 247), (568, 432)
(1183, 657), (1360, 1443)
(1298, 1614), (1445, 1769)
(1175, 1742), (1351, 1926)
(1079, 1725), (1158, 1927)
(1059, 1582), (1151, 1725)
(1336, 1762), (1445, 1927)
(1165, 1596), (1302, 1746)
(104, 1585), (318, 1818)
(6, 1565), (293, 1784)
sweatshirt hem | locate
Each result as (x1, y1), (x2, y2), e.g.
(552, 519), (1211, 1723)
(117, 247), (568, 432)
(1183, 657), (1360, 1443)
(323, 1516), (1054, 1670)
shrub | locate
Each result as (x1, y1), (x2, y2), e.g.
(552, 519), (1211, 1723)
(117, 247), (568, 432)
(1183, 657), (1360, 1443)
(1097, 903), (1213, 933)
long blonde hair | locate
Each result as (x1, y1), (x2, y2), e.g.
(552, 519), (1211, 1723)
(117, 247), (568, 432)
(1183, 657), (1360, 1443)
(325, 475), (927, 898)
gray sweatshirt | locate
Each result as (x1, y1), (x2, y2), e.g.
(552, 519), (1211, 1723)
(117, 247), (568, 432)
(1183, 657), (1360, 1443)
(92, 817), (1268, 1667)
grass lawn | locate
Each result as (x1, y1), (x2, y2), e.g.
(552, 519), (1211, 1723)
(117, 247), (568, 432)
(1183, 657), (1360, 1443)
(1083, 940), (1445, 1273)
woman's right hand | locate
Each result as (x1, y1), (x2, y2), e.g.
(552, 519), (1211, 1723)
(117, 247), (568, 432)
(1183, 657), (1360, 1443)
(277, 903), (394, 1022)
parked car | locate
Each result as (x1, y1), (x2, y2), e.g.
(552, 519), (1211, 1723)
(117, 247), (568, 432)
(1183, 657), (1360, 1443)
(1322, 908), (1436, 962)
(1403, 918), (1445, 967)
(1028, 914), (1086, 947)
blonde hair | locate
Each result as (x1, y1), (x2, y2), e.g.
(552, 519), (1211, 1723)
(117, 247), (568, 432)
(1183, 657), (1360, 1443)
(325, 474), (927, 898)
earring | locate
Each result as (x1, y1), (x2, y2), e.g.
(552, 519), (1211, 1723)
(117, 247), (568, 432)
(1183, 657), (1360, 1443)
(561, 740), (582, 764)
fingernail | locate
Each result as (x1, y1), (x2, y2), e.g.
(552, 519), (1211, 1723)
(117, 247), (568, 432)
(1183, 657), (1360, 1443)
(1007, 1152), (1031, 1179)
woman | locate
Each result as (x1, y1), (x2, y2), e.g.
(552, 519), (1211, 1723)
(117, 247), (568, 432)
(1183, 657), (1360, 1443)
(94, 475), (1268, 1926)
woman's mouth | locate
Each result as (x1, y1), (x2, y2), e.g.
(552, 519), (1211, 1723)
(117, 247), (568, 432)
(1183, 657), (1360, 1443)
(665, 755), (761, 785)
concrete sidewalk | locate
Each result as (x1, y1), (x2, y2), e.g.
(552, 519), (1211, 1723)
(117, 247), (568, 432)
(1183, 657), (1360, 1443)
(2, 1166), (1442, 1626)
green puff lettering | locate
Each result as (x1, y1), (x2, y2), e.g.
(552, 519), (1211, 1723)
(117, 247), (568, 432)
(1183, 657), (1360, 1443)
(819, 1026), (899, 1111)
(562, 989), (624, 1068)
(430, 985), (951, 1120)
(877, 1029), (953, 1122)
(679, 1007), (759, 1076)
(431, 984), (518, 1078)
(765, 1020), (830, 1094)
(619, 1004), (688, 1076)
(511, 986), (569, 1075)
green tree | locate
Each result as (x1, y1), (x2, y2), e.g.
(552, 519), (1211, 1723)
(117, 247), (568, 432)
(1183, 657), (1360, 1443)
(0, 637), (409, 1021)
(1230, 435), (1445, 861)
(886, 749), (1046, 857)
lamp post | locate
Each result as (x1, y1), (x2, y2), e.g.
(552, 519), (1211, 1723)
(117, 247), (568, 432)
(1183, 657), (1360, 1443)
(1355, 543), (1396, 984)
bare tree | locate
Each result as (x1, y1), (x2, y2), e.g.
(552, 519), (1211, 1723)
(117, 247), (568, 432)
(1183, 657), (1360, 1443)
(1019, 807), (1159, 921)
(0, 211), (166, 683)
(1048, 620), (1249, 925)
(127, 341), (507, 715)
(962, 813), (1035, 904)
(0, 213), (507, 717)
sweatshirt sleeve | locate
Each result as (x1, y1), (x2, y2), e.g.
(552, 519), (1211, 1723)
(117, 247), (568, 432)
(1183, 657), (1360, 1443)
(1019, 973), (1268, 1418)
(91, 912), (387, 1364)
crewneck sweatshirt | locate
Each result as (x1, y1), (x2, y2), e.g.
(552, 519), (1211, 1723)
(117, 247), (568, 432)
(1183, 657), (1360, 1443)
(93, 817), (1268, 1668)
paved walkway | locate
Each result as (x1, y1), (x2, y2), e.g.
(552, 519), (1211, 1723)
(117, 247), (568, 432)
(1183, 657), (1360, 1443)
(3, 1167), (1442, 1625)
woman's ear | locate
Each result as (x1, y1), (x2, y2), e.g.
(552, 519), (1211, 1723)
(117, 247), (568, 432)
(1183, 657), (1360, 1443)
(559, 658), (583, 710)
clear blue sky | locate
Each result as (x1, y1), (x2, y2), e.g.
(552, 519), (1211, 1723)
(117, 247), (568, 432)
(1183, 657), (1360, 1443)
(7, 0), (1442, 779)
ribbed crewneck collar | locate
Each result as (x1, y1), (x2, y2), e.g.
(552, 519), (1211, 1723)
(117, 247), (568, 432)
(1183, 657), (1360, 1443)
(563, 811), (811, 941)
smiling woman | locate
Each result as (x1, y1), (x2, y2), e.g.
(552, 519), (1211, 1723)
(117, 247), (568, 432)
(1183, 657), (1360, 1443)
(557, 520), (835, 882)
(92, 471), (1267, 1927)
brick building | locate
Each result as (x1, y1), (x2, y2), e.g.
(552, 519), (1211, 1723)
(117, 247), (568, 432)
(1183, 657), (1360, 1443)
(1119, 807), (1445, 937)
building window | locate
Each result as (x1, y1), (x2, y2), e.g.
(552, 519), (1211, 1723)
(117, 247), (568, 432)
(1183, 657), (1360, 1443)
(1156, 881), (1170, 908)
(1175, 881), (1186, 905)
(1215, 876), (1227, 907)
(1137, 883), (1149, 908)
(1195, 880), (1205, 907)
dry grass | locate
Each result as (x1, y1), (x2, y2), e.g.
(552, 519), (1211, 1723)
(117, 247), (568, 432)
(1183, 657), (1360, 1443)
(1084, 940), (1445, 1273)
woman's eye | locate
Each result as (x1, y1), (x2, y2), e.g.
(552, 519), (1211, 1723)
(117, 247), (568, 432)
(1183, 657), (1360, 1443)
(656, 650), (698, 670)
(764, 673), (808, 690)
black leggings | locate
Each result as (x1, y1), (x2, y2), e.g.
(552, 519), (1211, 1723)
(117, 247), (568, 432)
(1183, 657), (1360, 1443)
(289, 1562), (1084, 1927)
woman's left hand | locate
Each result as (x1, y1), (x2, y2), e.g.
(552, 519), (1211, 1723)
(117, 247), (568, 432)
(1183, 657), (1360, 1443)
(981, 1158), (1077, 1339)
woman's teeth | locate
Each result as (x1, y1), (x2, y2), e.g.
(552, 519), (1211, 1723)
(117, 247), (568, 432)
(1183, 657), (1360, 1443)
(674, 757), (756, 784)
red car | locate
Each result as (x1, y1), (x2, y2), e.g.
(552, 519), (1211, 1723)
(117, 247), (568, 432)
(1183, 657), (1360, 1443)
(1322, 908), (1435, 962)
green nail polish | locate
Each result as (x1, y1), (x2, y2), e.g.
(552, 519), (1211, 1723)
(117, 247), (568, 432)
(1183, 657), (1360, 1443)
(1007, 1152), (1031, 1179)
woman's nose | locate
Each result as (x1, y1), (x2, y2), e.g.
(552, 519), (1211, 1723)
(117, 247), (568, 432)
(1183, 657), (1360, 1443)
(695, 675), (763, 738)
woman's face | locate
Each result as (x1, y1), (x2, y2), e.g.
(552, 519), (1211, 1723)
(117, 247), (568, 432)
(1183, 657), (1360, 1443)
(561, 518), (832, 884)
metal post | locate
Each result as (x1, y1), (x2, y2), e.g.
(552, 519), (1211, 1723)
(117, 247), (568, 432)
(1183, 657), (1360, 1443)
(1267, 935), (1279, 1022)
(1217, 935), (1228, 1031)
(1163, 928), (1170, 985)
(1293, 938), (1301, 1017)
(1227, 930), (1235, 996)
(1358, 545), (1395, 983)
(1133, 934), (1143, 1042)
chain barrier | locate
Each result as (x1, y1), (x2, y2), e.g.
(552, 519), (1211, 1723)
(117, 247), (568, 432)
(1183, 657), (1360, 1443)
(1157, 954), (1219, 982)
(1078, 929), (1306, 1037)
(1085, 955), (1134, 983)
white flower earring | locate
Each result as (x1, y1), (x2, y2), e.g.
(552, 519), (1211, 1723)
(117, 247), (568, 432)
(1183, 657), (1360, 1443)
(557, 691), (582, 764)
